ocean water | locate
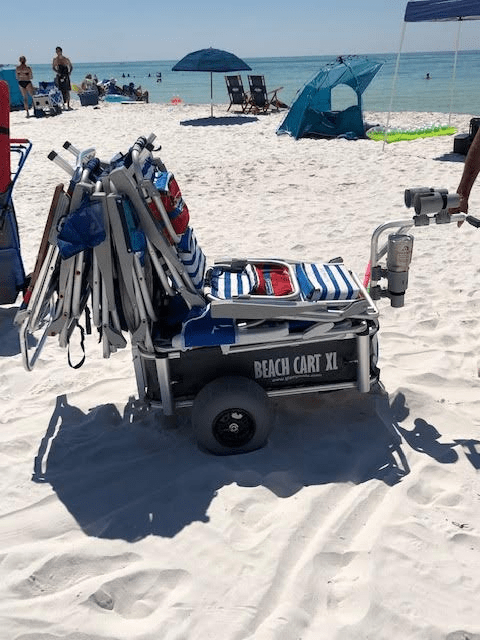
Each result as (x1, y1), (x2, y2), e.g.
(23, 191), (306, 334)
(10, 51), (480, 113)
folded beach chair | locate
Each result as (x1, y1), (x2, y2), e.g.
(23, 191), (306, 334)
(246, 75), (286, 114)
(225, 75), (249, 112)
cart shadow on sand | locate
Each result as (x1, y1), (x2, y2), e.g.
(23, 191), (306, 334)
(31, 386), (480, 542)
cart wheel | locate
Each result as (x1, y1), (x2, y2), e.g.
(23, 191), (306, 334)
(192, 376), (273, 455)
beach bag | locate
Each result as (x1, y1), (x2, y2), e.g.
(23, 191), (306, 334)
(57, 195), (106, 259)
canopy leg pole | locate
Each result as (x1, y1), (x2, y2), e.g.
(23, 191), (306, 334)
(383, 21), (406, 151)
(448, 18), (462, 127)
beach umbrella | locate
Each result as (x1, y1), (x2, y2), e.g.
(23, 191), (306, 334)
(172, 48), (251, 117)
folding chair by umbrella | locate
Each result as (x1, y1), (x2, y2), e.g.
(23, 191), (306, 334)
(247, 75), (285, 114)
(225, 75), (249, 112)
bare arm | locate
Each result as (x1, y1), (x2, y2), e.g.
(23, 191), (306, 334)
(455, 128), (480, 213)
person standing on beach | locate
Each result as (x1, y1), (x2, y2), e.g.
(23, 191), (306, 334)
(81, 73), (95, 91)
(15, 56), (35, 117)
(52, 46), (73, 110)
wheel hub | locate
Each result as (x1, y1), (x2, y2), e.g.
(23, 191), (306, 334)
(213, 408), (256, 448)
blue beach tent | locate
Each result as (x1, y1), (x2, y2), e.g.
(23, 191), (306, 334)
(0, 68), (24, 110)
(277, 56), (383, 140)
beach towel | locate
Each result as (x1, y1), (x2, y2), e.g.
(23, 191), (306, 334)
(252, 263), (294, 296)
(154, 172), (189, 235)
(177, 227), (206, 290)
(55, 65), (71, 94)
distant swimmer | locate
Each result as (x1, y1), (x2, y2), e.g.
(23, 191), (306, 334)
(425, 73), (431, 79)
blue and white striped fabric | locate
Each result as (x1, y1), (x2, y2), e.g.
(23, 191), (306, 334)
(208, 264), (258, 299)
(177, 227), (206, 290)
(295, 263), (359, 301)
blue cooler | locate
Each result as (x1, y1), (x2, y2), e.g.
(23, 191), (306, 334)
(79, 90), (99, 106)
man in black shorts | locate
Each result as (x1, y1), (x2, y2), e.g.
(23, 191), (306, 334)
(15, 56), (35, 117)
(52, 46), (73, 110)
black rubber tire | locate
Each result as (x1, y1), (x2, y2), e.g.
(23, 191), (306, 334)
(192, 376), (273, 455)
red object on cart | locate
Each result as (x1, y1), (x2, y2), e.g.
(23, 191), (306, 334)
(0, 80), (11, 193)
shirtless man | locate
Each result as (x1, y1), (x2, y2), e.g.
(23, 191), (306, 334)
(52, 46), (73, 109)
(15, 56), (35, 117)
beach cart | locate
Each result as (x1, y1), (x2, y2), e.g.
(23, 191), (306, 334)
(0, 80), (31, 305)
(15, 134), (480, 454)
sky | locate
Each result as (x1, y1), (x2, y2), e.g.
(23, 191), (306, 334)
(2, 0), (480, 65)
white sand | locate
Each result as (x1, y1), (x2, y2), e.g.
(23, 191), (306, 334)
(1, 101), (479, 640)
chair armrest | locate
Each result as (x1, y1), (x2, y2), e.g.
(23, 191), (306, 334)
(267, 86), (283, 97)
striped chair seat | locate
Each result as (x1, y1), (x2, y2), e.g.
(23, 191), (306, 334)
(208, 264), (257, 299)
(295, 263), (359, 301)
(207, 261), (359, 302)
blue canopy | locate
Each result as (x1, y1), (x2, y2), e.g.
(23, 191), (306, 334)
(277, 57), (383, 140)
(405, 0), (480, 21)
(172, 48), (251, 73)
(392, 0), (480, 129)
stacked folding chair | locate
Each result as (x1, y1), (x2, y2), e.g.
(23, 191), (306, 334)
(15, 134), (209, 368)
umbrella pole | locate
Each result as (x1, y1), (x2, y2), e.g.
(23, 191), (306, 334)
(210, 72), (213, 118)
